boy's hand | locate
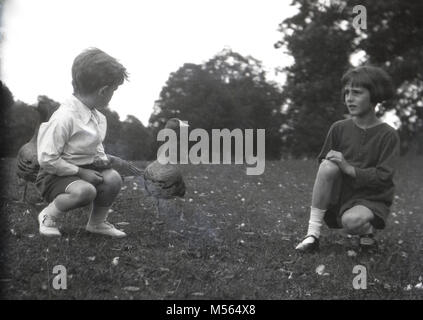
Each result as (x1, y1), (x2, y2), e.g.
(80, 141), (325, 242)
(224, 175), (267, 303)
(93, 157), (112, 170)
(77, 167), (104, 185)
(325, 150), (356, 177)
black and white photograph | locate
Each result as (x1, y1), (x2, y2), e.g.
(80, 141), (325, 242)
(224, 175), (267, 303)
(0, 0), (422, 306)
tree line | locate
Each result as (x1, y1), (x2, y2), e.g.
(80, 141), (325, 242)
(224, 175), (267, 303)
(1, 0), (422, 160)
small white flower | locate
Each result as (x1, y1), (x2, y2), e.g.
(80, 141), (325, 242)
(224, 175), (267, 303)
(112, 257), (120, 266)
(347, 250), (357, 257)
(123, 286), (140, 292)
(415, 282), (423, 290)
(191, 292), (205, 297)
(315, 265), (325, 275)
(87, 256), (96, 262)
(404, 284), (412, 291)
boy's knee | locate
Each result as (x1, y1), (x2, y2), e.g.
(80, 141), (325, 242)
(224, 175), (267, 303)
(318, 160), (340, 179)
(99, 169), (122, 194)
(72, 184), (97, 205)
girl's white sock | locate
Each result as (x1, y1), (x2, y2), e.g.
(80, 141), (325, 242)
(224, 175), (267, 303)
(306, 206), (326, 238)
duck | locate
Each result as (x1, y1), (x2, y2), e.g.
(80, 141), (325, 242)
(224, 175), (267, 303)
(16, 97), (58, 202)
(108, 118), (187, 219)
(143, 118), (187, 218)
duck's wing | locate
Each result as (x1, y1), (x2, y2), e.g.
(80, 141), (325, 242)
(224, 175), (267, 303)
(107, 154), (144, 176)
(16, 142), (39, 183)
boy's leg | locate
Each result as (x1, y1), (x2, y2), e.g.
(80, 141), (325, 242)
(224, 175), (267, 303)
(296, 160), (341, 251)
(39, 180), (97, 236)
(86, 169), (126, 237)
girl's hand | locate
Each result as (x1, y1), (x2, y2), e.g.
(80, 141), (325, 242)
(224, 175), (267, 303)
(325, 150), (356, 177)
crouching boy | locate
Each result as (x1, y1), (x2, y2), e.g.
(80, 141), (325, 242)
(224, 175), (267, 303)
(36, 48), (128, 237)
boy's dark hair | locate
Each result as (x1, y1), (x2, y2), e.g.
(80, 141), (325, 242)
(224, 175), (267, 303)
(72, 48), (128, 95)
(341, 65), (394, 105)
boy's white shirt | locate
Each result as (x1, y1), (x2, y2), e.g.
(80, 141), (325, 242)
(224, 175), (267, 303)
(37, 95), (108, 176)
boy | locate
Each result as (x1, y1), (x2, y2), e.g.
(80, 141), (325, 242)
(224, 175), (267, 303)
(295, 65), (400, 252)
(36, 48), (128, 237)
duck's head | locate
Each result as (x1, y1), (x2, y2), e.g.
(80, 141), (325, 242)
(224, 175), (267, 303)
(165, 118), (189, 131)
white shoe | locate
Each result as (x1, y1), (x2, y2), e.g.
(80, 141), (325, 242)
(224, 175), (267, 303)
(38, 211), (61, 237)
(86, 221), (127, 238)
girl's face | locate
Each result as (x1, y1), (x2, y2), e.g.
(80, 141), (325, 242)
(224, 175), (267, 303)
(344, 85), (374, 118)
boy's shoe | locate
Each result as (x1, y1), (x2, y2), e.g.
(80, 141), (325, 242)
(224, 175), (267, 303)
(295, 235), (319, 253)
(359, 234), (377, 251)
(38, 211), (61, 237)
(86, 221), (127, 238)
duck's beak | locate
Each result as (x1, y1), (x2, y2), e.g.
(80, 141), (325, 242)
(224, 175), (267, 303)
(178, 120), (189, 127)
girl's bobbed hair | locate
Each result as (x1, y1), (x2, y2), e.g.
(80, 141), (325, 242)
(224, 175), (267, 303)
(341, 65), (394, 105)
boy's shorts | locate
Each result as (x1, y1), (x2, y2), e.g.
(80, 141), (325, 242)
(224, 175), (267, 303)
(323, 174), (391, 230)
(35, 164), (104, 203)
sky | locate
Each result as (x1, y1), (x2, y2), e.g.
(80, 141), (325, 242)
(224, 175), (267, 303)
(1, 0), (298, 126)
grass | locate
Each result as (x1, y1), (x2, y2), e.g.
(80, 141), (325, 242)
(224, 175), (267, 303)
(0, 156), (422, 300)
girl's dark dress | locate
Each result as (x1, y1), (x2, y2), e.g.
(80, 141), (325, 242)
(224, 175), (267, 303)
(318, 118), (400, 229)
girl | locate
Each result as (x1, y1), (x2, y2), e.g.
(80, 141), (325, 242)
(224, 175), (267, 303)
(295, 65), (400, 252)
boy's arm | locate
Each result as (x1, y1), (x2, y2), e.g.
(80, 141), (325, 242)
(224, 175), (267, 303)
(353, 131), (400, 189)
(96, 143), (109, 161)
(37, 117), (80, 176)
(93, 111), (110, 163)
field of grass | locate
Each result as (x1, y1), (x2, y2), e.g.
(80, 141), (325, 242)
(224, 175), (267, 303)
(0, 156), (422, 300)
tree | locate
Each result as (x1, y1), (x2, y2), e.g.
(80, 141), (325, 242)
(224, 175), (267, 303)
(150, 49), (284, 159)
(0, 81), (15, 155)
(275, 0), (356, 156)
(2, 101), (39, 157)
(120, 115), (154, 160)
(353, 0), (423, 154)
(276, 0), (423, 156)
